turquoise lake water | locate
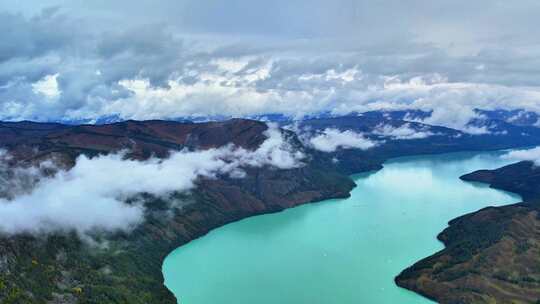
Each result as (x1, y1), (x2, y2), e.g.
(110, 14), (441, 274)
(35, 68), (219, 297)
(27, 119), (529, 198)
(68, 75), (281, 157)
(162, 152), (522, 304)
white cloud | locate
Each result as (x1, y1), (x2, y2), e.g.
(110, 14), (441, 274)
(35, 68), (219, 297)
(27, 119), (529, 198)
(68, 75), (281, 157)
(330, 75), (540, 134)
(3, 5), (540, 132)
(89, 70), (540, 135)
(309, 128), (377, 152)
(31, 73), (61, 99)
(6, 57), (540, 135)
(0, 125), (303, 236)
(373, 123), (435, 140)
(502, 146), (540, 165)
(460, 125), (491, 135)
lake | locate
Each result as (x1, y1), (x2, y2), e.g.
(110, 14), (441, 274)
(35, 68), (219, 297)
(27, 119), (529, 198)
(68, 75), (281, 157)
(162, 151), (521, 304)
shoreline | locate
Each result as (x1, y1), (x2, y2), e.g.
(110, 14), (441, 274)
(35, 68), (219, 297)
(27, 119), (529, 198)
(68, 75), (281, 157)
(395, 161), (538, 303)
(161, 150), (521, 303)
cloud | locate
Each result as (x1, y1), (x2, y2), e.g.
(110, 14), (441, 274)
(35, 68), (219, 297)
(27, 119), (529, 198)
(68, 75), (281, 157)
(32, 73), (60, 98)
(502, 146), (540, 165)
(308, 128), (377, 152)
(1, 3), (540, 129)
(373, 123), (435, 140)
(0, 125), (303, 236)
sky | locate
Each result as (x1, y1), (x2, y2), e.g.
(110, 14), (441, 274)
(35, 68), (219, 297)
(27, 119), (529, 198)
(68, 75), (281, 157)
(1, 1), (540, 126)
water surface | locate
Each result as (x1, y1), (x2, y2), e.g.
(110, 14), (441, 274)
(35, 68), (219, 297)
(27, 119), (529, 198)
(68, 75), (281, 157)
(163, 152), (521, 304)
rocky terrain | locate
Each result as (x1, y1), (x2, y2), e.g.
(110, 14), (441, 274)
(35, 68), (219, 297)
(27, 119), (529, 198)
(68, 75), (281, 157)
(396, 161), (540, 304)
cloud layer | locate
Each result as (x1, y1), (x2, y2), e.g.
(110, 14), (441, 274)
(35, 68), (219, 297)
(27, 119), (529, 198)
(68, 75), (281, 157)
(2, 2), (540, 131)
(503, 147), (540, 165)
(373, 123), (435, 140)
(309, 128), (377, 152)
(0, 125), (303, 235)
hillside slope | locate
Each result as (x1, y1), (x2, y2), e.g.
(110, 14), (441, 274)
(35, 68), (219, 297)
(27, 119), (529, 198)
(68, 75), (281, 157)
(0, 119), (355, 304)
(396, 161), (540, 304)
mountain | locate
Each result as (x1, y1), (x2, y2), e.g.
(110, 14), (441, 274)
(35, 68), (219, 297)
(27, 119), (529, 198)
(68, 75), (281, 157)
(396, 161), (540, 304)
(476, 109), (540, 128)
(461, 161), (540, 202)
(2, 116), (540, 303)
(0, 119), (355, 304)
(295, 114), (540, 174)
(0, 119), (271, 163)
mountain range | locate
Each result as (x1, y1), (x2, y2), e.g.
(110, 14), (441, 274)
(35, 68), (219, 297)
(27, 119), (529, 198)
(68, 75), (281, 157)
(0, 111), (539, 303)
